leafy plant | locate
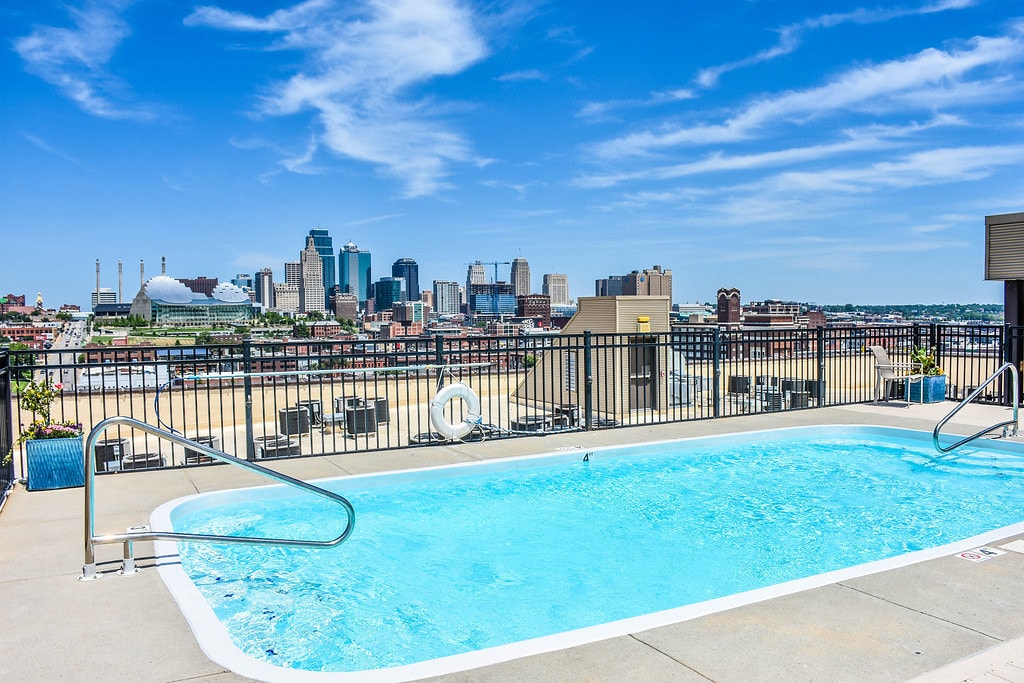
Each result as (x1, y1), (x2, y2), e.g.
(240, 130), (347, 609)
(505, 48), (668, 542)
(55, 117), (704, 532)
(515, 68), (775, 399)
(910, 346), (943, 376)
(17, 377), (83, 443)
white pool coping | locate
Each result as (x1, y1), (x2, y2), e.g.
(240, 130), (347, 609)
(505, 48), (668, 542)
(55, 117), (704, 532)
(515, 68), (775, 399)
(151, 424), (1024, 682)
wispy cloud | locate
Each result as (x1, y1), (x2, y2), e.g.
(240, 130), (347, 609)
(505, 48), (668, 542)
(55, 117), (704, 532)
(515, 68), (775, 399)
(575, 117), (962, 188)
(481, 178), (546, 198)
(606, 143), (1024, 227)
(495, 69), (546, 82)
(592, 31), (1024, 159)
(14, 0), (153, 120)
(186, 0), (494, 198)
(21, 131), (91, 170)
(696, 0), (978, 88)
(578, 88), (697, 121)
(344, 213), (407, 227)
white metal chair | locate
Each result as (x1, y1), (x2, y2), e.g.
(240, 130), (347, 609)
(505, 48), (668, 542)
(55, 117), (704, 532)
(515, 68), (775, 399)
(869, 346), (924, 403)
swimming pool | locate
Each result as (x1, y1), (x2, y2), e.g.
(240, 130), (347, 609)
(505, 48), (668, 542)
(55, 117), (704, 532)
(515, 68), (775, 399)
(153, 425), (1024, 682)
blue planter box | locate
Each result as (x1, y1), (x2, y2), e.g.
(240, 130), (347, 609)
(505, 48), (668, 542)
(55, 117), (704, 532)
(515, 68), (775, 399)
(26, 437), (85, 491)
(908, 375), (946, 404)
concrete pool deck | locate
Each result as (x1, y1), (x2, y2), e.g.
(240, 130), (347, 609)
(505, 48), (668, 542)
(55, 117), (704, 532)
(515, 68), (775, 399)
(3, 401), (1024, 682)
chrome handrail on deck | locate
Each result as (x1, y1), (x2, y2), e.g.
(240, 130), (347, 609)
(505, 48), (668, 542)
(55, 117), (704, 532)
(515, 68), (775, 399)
(933, 362), (1019, 454)
(81, 416), (355, 581)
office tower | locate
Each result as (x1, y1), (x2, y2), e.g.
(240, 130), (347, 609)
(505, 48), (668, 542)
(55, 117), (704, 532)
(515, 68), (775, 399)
(284, 261), (302, 287)
(308, 227), (336, 305)
(90, 288), (116, 310)
(300, 236), (326, 313)
(433, 280), (461, 315)
(255, 268), (274, 309)
(468, 282), (516, 317)
(373, 276), (404, 311)
(231, 274), (253, 289)
(466, 261), (486, 291)
(623, 265), (672, 298)
(718, 288), (741, 324)
(273, 283), (300, 312)
(393, 301), (427, 323)
(420, 290), (433, 309)
(511, 258), (530, 297)
(543, 273), (569, 305)
(177, 276), (218, 296)
(517, 294), (551, 326)
(339, 241), (372, 309)
(595, 276), (625, 296)
(330, 292), (358, 320)
(391, 258), (419, 303)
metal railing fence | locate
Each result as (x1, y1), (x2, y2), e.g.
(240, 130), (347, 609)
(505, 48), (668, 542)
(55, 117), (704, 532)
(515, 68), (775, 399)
(0, 348), (13, 509)
(3, 324), (1015, 482)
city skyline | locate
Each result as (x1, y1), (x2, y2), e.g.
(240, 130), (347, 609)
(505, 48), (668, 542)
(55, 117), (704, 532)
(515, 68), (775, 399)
(4, 1), (1022, 308)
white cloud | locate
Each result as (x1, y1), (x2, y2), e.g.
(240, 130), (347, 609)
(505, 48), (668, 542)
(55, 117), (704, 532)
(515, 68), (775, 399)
(496, 69), (546, 82)
(592, 32), (1024, 159)
(696, 0), (979, 88)
(578, 88), (697, 121)
(575, 117), (963, 188)
(14, 0), (152, 120)
(186, 0), (492, 197)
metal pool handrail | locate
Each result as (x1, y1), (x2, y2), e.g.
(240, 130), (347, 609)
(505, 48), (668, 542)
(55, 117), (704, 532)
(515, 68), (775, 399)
(933, 362), (1019, 454)
(81, 416), (355, 581)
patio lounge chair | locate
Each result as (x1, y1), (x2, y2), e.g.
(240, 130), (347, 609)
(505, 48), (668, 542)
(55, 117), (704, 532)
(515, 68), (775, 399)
(869, 346), (924, 404)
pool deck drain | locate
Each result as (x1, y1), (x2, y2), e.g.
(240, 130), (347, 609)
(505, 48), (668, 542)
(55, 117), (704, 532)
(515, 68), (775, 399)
(3, 402), (1024, 682)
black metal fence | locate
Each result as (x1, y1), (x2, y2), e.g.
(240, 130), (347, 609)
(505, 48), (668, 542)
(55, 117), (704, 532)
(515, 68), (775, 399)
(0, 348), (14, 509)
(3, 324), (1015, 483)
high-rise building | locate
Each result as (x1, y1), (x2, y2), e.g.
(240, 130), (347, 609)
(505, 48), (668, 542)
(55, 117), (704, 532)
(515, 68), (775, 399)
(90, 288), (116, 310)
(308, 228), (336, 305)
(231, 274), (253, 289)
(391, 258), (419, 303)
(176, 276), (218, 297)
(300, 237), (325, 313)
(373, 276), (404, 311)
(393, 301), (427, 323)
(511, 258), (530, 297)
(595, 275), (625, 296)
(466, 261), (487, 291)
(284, 261), (302, 287)
(420, 290), (433, 309)
(255, 268), (274, 309)
(517, 294), (551, 326)
(339, 241), (372, 310)
(273, 282), (300, 313)
(469, 282), (516, 317)
(433, 280), (461, 315)
(543, 273), (569, 305)
(623, 265), (672, 298)
(330, 291), (358, 321)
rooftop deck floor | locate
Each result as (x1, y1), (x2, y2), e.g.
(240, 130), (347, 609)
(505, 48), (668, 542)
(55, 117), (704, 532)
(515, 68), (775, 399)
(3, 401), (1024, 682)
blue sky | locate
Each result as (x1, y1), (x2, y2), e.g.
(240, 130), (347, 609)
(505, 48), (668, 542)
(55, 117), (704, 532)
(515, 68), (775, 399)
(3, 0), (1023, 309)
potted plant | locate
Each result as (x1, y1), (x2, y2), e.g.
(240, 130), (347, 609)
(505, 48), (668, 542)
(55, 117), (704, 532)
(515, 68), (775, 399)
(908, 346), (946, 403)
(18, 377), (85, 491)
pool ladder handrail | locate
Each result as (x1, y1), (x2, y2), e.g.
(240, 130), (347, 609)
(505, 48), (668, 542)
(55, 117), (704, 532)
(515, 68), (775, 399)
(81, 416), (355, 581)
(933, 362), (1019, 453)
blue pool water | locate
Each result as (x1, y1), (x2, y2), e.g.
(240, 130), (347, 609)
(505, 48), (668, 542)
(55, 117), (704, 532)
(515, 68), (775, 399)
(159, 426), (1024, 678)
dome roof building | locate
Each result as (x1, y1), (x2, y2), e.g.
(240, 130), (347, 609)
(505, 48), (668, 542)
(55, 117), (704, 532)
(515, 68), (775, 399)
(130, 275), (254, 326)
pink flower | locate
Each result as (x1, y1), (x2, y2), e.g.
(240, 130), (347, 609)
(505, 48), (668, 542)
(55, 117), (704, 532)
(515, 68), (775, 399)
(54, 382), (64, 390)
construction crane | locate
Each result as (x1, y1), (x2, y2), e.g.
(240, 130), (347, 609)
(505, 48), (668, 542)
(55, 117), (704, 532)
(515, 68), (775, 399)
(466, 260), (511, 283)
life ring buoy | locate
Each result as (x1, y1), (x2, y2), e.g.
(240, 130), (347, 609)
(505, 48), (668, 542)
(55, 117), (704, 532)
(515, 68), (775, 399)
(429, 383), (482, 440)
